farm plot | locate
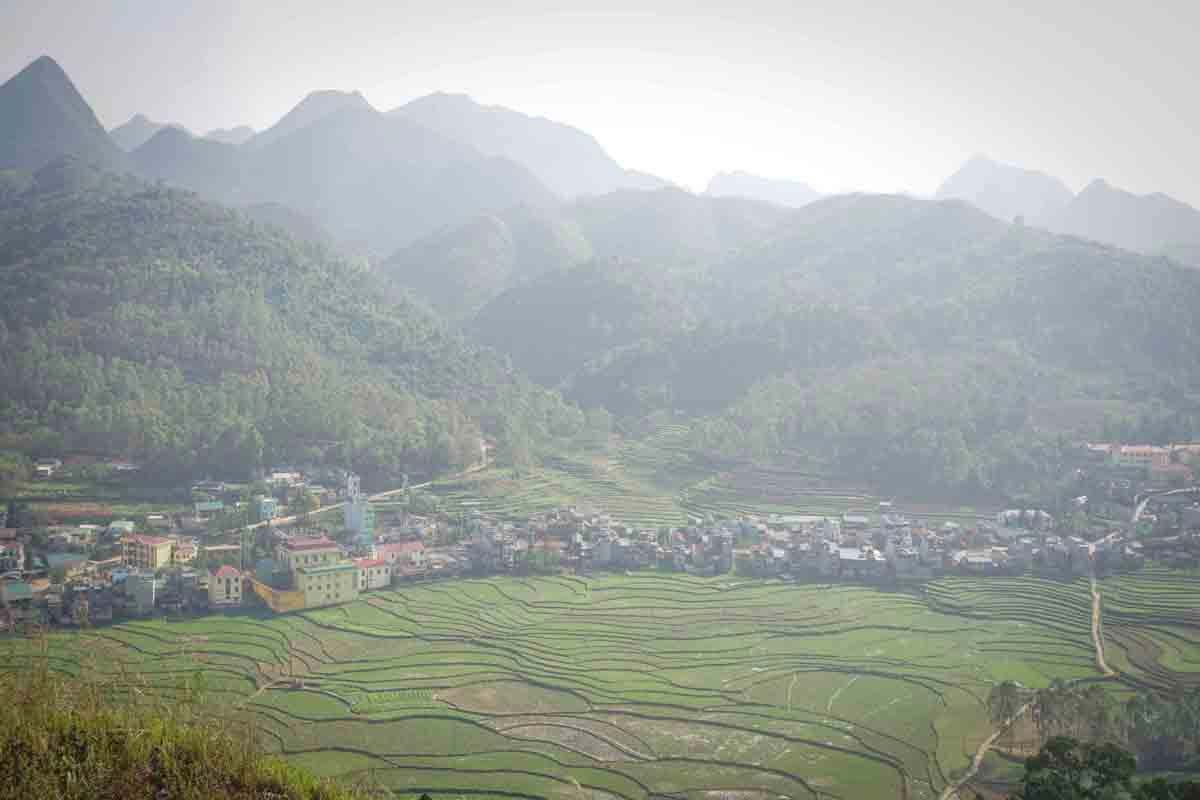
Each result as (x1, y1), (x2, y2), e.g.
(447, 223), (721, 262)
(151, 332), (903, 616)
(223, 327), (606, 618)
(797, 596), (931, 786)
(2, 574), (1117, 800)
(1098, 567), (1200, 691)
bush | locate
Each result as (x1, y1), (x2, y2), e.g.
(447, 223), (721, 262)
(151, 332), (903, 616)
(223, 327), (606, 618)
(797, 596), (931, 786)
(0, 650), (373, 800)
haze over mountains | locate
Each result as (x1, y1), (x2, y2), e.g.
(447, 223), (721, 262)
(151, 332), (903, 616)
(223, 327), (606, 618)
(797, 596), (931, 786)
(4, 53), (1200, 496)
(706, 171), (822, 208)
(392, 92), (670, 199)
(108, 113), (187, 152)
(936, 155), (1200, 264)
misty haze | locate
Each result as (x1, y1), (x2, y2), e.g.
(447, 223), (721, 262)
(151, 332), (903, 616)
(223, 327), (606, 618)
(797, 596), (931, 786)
(1, 3), (1199, 800)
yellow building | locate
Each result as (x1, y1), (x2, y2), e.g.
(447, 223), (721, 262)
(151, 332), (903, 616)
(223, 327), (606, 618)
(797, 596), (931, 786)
(296, 562), (358, 608)
(122, 535), (174, 571)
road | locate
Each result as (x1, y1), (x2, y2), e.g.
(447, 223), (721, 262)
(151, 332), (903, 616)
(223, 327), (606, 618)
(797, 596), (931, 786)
(237, 462), (487, 533)
(939, 702), (1032, 800)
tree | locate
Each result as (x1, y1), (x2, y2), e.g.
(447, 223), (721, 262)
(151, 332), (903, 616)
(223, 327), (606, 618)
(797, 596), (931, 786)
(989, 680), (1024, 750)
(1014, 737), (1136, 800)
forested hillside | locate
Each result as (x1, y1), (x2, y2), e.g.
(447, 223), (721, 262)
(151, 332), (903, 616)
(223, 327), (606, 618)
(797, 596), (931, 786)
(465, 193), (1200, 499)
(0, 159), (582, 485)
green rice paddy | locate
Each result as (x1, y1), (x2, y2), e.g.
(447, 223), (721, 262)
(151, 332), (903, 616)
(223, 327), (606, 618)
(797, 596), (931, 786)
(8, 570), (1190, 800)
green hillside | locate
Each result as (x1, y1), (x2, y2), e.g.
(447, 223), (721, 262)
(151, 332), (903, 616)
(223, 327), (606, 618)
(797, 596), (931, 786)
(0, 159), (582, 484)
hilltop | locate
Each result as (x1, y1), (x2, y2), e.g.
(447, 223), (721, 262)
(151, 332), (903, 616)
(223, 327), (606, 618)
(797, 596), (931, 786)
(392, 91), (669, 198)
(0, 56), (124, 172)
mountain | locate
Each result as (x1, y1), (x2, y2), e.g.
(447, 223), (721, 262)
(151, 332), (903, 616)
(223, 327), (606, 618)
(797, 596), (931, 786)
(706, 171), (821, 208)
(240, 201), (333, 248)
(379, 188), (787, 322)
(240, 104), (557, 254)
(380, 204), (591, 320)
(391, 92), (670, 198)
(1048, 179), (1200, 263)
(130, 126), (242, 199)
(0, 56), (124, 172)
(718, 193), (1010, 298)
(569, 187), (789, 265)
(0, 159), (581, 483)
(109, 113), (187, 151)
(247, 90), (373, 149)
(936, 155), (1074, 224)
(465, 189), (1200, 497)
(203, 125), (256, 146)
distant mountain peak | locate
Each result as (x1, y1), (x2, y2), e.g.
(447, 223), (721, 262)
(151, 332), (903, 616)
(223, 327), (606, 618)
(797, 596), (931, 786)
(706, 171), (821, 208)
(248, 89), (375, 149)
(203, 125), (256, 146)
(0, 54), (124, 171)
(936, 155), (1073, 224)
(1048, 178), (1200, 259)
(392, 92), (669, 198)
(22, 54), (69, 80)
(109, 113), (188, 151)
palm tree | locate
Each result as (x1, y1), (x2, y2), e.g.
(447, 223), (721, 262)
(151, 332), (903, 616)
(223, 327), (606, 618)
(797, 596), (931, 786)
(988, 680), (1023, 750)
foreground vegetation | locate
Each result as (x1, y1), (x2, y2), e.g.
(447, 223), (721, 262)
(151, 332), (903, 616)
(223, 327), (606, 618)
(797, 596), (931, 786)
(0, 652), (371, 800)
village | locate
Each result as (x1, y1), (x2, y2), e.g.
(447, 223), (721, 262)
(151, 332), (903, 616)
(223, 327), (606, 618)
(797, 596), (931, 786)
(3, 441), (1200, 629)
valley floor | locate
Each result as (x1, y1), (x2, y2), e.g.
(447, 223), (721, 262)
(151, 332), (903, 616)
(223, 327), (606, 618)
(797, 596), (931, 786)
(6, 570), (1196, 800)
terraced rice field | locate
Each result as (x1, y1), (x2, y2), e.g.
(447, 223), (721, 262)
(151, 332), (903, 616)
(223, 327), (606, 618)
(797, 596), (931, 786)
(1, 573), (1136, 800)
(1099, 567), (1200, 691)
(429, 443), (993, 531)
(429, 460), (686, 528)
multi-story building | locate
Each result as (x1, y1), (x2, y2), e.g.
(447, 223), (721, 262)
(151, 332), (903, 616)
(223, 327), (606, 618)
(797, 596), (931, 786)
(208, 565), (243, 607)
(123, 535), (174, 571)
(374, 540), (425, 575)
(353, 558), (391, 590)
(296, 562), (358, 608)
(277, 536), (342, 576)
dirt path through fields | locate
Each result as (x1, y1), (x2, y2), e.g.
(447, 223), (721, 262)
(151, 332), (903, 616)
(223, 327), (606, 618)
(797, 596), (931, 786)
(942, 561), (1117, 799)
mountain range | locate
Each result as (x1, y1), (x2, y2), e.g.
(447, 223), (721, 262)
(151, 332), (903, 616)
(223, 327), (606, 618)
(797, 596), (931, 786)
(109, 113), (188, 151)
(390, 92), (669, 198)
(936, 155), (1200, 265)
(4, 54), (1200, 498)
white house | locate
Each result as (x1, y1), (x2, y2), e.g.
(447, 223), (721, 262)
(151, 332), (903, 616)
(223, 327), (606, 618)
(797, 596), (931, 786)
(353, 558), (391, 590)
(208, 565), (243, 607)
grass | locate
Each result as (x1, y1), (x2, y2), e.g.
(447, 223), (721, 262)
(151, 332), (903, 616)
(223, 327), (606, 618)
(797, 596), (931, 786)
(6, 571), (1171, 800)
(0, 642), (374, 800)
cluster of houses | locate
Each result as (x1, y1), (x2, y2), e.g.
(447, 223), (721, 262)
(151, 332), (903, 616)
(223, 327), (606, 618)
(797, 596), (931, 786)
(11, 447), (1200, 628)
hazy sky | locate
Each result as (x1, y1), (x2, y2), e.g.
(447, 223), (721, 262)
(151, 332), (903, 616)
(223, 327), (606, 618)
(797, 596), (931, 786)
(3, 0), (1198, 203)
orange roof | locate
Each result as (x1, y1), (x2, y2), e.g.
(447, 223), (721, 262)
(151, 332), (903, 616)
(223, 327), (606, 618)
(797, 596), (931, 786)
(210, 565), (241, 578)
(353, 558), (387, 568)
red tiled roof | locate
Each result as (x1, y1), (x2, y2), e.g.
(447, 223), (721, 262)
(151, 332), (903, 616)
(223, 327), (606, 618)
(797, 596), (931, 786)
(210, 565), (241, 578)
(376, 541), (424, 555)
(282, 537), (338, 551)
(353, 558), (386, 568)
